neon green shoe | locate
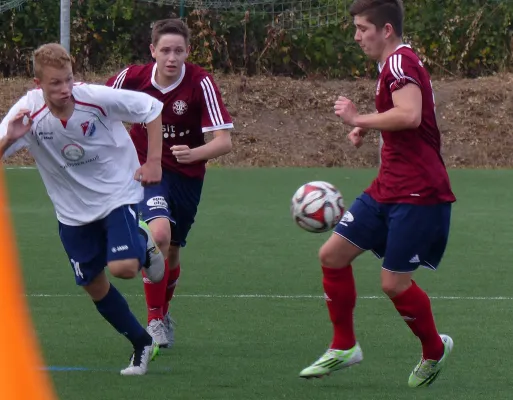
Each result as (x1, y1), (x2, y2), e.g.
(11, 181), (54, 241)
(151, 342), (160, 360)
(408, 334), (454, 388)
(299, 343), (363, 379)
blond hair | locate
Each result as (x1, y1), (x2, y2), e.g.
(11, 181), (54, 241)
(33, 43), (72, 79)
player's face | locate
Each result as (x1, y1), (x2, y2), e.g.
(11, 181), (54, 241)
(353, 15), (389, 60)
(34, 64), (74, 109)
(151, 34), (190, 81)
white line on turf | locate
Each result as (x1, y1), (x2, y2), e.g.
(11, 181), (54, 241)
(5, 166), (36, 170)
(26, 294), (513, 300)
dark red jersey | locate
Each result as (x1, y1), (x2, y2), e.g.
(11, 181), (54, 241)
(106, 62), (233, 179)
(365, 45), (456, 205)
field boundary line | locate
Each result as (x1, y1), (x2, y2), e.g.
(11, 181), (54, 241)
(27, 293), (513, 300)
(5, 166), (36, 170)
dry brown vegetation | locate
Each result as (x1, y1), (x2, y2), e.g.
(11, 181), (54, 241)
(2, 73), (512, 168)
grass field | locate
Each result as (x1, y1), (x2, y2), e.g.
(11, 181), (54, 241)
(5, 167), (513, 400)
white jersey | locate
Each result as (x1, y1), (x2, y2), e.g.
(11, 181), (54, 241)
(0, 83), (163, 226)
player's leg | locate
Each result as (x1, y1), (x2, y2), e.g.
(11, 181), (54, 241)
(58, 216), (157, 376)
(299, 193), (388, 379)
(104, 204), (168, 374)
(381, 202), (453, 387)
(161, 173), (204, 348)
(144, 217), (172, 347)
(138, 174), (174, 347)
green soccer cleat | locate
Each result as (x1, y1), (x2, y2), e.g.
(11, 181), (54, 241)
(408, 334), (454, 388)
(299, 343), (363, 379)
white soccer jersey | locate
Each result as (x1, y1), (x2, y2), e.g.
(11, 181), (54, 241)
(0, 83), (163, 226)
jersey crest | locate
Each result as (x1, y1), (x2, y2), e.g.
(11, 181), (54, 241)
(172, 100), (188, 115)
(81, 120), (96, 137)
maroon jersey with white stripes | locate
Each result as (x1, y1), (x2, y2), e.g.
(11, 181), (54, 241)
(106, 62), (233, 179)
(365, 45), (456, 205)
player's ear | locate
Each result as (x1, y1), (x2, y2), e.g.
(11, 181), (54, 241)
(383, 23), (394, 39)
(186, 44), (191, 57)
(149, 43), (156, 59)
(33, 77), (40, 89)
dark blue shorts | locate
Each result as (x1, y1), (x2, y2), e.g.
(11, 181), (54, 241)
(59, 204), (146, 286)
(334, 193), (452, 273)
(139, 169), (203, 247)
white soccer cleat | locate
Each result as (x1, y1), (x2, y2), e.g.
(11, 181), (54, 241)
(299, 343), (363, 379)
(138, 220), (165, 283)
(120, 340), (158, 376)
(163, 312), (176, 349)
(147, 319), (169, 348)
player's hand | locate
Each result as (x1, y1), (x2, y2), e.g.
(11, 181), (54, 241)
(7, 109), (33, 141)
(134, 160), (162, 186)
(347, 127), (366, 148)
(171, 145), (197, 164)
(334, 96), (359, 126)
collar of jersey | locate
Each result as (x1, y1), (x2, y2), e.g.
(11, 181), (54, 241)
(150, 63), (186, 94)
(377, 43), (412, 73)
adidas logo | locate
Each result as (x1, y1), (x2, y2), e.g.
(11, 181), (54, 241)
(409, 254), (420, 263)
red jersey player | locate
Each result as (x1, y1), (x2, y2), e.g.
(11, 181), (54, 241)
(106, 19), (233, 348)
(299, 0), (456, 387)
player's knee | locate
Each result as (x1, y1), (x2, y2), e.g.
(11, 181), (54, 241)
(319, 241), (352, 268)
(380, 271), (412, 298)
(108, 259), (139, 279)
(149, 222), (171, 253)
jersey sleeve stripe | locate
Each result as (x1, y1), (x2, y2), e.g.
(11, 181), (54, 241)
(204, 77), (225, 125)
(200, 77), (224, 126)
(74, 100), (107, 116)
(389, 54), (420, 88)
(31, 104), (47, 119)
(200, 79), (217, 126)
(112, 68), (129, 89)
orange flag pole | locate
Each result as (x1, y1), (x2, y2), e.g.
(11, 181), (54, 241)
(0, 164), (58, 400)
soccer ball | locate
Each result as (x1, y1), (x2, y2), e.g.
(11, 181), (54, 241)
(290, 181), (345, 233)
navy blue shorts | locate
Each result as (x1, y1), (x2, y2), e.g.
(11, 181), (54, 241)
(334, 193), (452, 273)
(139, 169), (203, 247)
(59, 204), (146, 286)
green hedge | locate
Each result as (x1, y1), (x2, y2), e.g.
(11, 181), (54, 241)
(0, 0), (511, 78)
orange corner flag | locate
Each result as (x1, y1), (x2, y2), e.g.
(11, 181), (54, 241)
(0, 164), (58, 400)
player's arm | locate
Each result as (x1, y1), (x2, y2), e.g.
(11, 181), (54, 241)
(172, 75), (233, 164)
(335, 55), (423, 131)
(0, 96), (32, 160)
(190, 129), (232, 161)
(350, 84), (422, 131)
(93, 85), (164, 184)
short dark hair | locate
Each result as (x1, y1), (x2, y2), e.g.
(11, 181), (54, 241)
(151, 18), (190, 46)
(349, 0), (404, 37)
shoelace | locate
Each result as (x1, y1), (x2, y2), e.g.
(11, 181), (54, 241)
(415, 359), (438, 379)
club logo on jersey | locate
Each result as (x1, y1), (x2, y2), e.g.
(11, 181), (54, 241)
(61, 144), (85, 161)
(81, 120), (96, 137)
(172, 100), (188, 115)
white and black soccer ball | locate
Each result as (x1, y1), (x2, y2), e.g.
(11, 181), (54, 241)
(290, 181), (345, 233)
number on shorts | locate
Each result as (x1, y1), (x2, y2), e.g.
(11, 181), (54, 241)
(71, 258), (84, 279)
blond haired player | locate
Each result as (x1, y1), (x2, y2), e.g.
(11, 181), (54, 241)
(0, 43), (166, 376)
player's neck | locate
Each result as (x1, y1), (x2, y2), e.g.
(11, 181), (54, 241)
(154, 69), (181, 88)
(45, 96), (75, 120)
(378, 38), (404, 66)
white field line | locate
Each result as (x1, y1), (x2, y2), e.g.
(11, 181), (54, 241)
(5, 166), (36, 170)
(26, 293), (513, 300)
